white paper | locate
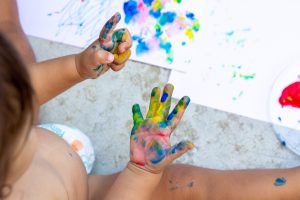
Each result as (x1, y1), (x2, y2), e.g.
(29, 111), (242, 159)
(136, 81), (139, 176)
(17, 0), (202, 72)
(169, 0), (300, 126)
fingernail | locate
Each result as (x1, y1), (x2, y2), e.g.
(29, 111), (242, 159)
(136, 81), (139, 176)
(107, 53), (114, 62)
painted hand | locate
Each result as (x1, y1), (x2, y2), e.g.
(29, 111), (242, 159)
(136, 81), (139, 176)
(75, 12), (132, 79)
(130, 84), (194, 173)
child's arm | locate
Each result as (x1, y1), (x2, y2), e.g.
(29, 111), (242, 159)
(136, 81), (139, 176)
(88, 84), (194, 200)
(30, 13), (132, 104)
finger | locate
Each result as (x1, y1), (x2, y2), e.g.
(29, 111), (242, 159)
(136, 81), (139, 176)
(109, 62), (125, 72)
(167, 96), (190, 130)
(132, 104), (144, 127)
(156, 84), (174, 120)
(117, 29), (132, 53)
(146, 87), (161, 119)
(113, 49), (131, 65)
(167, 141), (194, 162)
(99, 12), (121, 51)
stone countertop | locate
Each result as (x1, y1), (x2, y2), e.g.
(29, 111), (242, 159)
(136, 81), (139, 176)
(30, 36), (300, 175)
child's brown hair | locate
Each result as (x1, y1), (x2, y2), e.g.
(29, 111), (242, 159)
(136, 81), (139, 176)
(0, 32), (35, 198)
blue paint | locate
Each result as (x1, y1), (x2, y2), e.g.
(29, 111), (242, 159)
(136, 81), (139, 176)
(123, 0), (139, 24)
(226, 31), (234, 36)
(274, 177), (286, 186)
(143, 0), (154, 6)
(281, 141), (286, 146)
(278, 116), (282, 122)
(136, 40), (150, 55)
(159, 12), (177, 26)
(150, 9), (161, 19)
(182, 41), (186, 46)
(167, 113), (174, 121)
(105, 21), (113, 30)
(150, 142), (166, 164)
(161, 92), (168, 102)
(158, 121), (168, 128)
(159, 41), (172, 53)
(133, 35), (150, 55)
(186, 12), (195, 20)
(173, 108), (178, 114)
(170, 141), (186, 154)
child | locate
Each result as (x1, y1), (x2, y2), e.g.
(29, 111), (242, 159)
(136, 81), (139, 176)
(1, 1), (300, 200)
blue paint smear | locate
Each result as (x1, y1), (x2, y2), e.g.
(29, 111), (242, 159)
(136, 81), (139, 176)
(136, 41), (150, 55)
(143, 0), (154, 6)
(123, 0), (139, 24)
(167, 113), (174, 121)
(274, 177), (286, 186)
(133, 35), (150, 55)
(181, 41), (186, 46)
(150, 142), (166, 164)
(159, 12), (177, 26)
(161, 92), (169, 102)
(170, 141), (186, 154)
(226, 31), (234, 36)
(186, 12), (195, 20)
(159, 41), (172, 53)
(150, 9), (162, 19)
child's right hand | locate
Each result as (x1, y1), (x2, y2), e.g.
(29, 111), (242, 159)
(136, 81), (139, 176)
(129, 84), (194, 174)
(75, 12), (132, 79)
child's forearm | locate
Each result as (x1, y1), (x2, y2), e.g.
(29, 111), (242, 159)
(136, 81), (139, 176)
(211, 167), (300, 200)
(103, 163), (162, 200)
(29, 55), (83, 104)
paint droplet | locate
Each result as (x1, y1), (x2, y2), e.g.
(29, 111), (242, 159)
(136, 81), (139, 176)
(187, 181), (194, 188)
(274, 177), (286, 186)
(161, 92), (168, 102)
(182, 41), (186, 46)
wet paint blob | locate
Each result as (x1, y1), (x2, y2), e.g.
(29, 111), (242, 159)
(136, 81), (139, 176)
(279, 81), (300, 108)
(124, 0), (139, 24)
(274, 177), (286, 186)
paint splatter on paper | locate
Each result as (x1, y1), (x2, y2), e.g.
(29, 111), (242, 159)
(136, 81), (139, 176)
(123, 0), (200, 63)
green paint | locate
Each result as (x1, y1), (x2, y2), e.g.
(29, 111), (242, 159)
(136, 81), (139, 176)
(239, 73), (256, 80)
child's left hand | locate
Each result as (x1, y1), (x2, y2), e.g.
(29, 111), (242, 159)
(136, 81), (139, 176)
(129, 84), (194, 174)
(75, 12), (132, 79)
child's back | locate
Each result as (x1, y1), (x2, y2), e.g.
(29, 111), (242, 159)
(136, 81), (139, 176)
(8, 127), (88, 200)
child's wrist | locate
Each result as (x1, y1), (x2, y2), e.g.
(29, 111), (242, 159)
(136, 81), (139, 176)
(74, 54), (87, 80)
(127, 161), (163, 177)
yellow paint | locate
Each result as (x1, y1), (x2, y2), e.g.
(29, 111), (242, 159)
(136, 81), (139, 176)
(152, 0), (163, 11)
(185, 29), (194, 40)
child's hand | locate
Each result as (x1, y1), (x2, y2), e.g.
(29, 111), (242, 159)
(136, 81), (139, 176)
(130, 84), (194, 173)
(75, 12), (132, 79)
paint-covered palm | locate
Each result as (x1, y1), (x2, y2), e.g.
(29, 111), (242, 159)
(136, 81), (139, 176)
(130, 84), (194, 173)
(76, 12), (132, 79)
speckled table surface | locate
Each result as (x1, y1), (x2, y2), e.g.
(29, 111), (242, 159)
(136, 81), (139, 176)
(30, 36), (300, 175)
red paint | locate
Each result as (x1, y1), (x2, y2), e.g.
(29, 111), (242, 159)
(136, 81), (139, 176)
(279, 81), (300, 108)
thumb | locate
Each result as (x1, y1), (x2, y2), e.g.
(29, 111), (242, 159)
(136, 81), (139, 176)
(93, 49), (114, 65)
(167, 140), (194, 162)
